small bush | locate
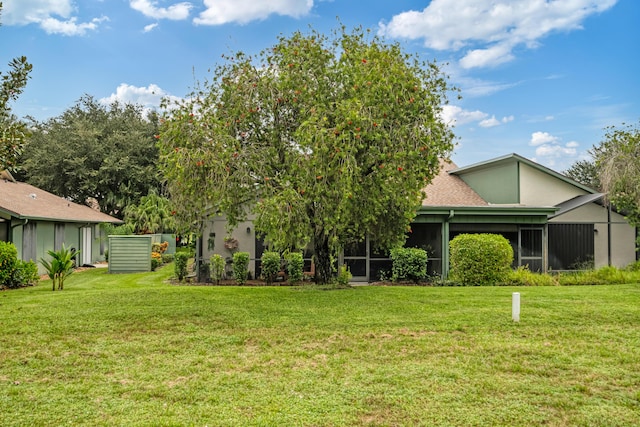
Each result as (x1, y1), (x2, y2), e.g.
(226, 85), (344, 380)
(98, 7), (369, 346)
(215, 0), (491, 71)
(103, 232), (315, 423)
(210, 254), (225, 285)
(233, 252), (250, 285)
(260, 251), (281, 285)
(161, 253), (174, 264)
(151, 257), (161, 271)
(174, 252), (190, 281)
(449, 233), (513, 286)
(336, 265), (352, 287)
(14, 260), (40, 287)
(390, 247), (427, 283)
(286, 252), (304, 283)
(0, 241), (19, 288)
(152, 241), (169, 254)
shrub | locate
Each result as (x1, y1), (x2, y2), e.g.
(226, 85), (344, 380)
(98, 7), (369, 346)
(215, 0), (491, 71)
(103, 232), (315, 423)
(260, 251), (281, 285)
(449, 233), (513, 286)
(336, 264), (352, 287)
(15, 260), (39, 287)
(210, 254), (225, 285)
(174, 252), (190, 281)
(233, 252), (250, 285)
(151, 257), (161, 271)
(390, 247), (427, 283)
(161, 253), (174, 264)
(152, 241), (169, 254)
(0, 242), (40, 289)
(0, 241), (18, 288)
(286, 252), (304, 283)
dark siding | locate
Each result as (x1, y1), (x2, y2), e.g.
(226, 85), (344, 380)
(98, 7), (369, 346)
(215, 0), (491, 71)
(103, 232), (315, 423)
(548, 224), (594, 270)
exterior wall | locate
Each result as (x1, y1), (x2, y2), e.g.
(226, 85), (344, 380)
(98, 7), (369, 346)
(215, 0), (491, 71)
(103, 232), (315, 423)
(35, 221), (55, 264)
(519, 163), (587, 206)
(457, 162), (519, 204)
(550, 203), (636, 268)
(202, 216), (258, 278)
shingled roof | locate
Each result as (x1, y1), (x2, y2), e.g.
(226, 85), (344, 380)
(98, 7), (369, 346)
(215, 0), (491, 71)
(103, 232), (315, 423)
(421, 160), (488, 207)
(0, 176), (121, 223)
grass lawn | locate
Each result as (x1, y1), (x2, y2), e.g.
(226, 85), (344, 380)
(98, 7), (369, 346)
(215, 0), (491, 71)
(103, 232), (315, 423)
(1, 265), (639, 426)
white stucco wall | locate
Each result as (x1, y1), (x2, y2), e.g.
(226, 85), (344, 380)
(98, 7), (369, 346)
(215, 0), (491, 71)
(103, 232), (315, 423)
(519, 163), (588, 206)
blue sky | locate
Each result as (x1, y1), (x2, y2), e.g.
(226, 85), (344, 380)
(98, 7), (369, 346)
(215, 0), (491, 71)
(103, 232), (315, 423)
(1, 0), (638, 172)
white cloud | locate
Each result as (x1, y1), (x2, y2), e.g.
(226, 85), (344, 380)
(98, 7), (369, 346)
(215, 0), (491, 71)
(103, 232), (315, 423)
(194, 0), (313, 25)
(479, 114), (514, 128)
(530, 131), (580, 169)
(129, 0), (192, 20)
(535, 144), (577, 157)
(144, 23), (159, 32)
(380, 0), (618, 69)
(100, 83), (181, 114)
(440, 105), (487, 126)
(40, 16), (109, 36)
(2, 0), (107, 35)
(442, 106), (514, 129)
(530, 131), (559, 146)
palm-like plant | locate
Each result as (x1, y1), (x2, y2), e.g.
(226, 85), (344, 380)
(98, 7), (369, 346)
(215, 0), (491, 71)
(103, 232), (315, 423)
(40, 244), (79, 291)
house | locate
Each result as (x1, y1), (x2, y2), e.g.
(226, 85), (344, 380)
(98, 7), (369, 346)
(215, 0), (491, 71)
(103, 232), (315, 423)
(200, 153), (637, 282)
(0, 171), (122, 273)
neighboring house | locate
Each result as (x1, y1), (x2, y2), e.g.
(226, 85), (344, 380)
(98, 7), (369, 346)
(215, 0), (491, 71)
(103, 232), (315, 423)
(201, 153), (637, 282)
(0, 171), (122, 273)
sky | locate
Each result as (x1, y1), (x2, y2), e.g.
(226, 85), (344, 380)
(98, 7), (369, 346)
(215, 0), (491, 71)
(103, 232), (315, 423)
(1, 0), (638, 172)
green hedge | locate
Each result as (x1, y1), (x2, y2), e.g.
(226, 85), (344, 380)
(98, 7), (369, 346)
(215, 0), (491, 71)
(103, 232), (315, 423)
(233, 252), (250, 285)
(390, 247), (427, 283)
(286, 252), (304, 283)
(449, 233), (513, 286)
(261, 251), (281, 285)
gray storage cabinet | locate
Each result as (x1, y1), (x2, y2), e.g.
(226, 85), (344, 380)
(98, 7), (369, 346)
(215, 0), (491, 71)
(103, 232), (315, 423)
(108, 235), (152, 273)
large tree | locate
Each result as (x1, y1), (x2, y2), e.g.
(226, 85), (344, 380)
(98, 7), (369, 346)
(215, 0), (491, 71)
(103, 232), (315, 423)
(19, 96), (161, 217)
(159, 27), (455, 283)
(564, 157), (601, 190)
(0, 2), (32, 172)
(595, 121), (640, 226)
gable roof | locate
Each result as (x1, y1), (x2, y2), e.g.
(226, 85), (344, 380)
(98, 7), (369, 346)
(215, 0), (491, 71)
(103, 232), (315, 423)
(0, 177), (121, 223)
(449, 153), (597, 194)
(421, 160), (488, 207)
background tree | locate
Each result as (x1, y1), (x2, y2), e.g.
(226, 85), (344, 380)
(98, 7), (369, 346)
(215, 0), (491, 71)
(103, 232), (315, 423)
(18, 95), (161, 217)
(159, 26), (455, 284)
(0, 2), (33, 172)
(595, 121), (640, 226)
(124, 190), (175, 234)
(564, 158), (601, 190)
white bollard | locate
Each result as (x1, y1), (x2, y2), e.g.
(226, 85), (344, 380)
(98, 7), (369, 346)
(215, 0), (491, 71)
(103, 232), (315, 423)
(512, 292), (520, 322)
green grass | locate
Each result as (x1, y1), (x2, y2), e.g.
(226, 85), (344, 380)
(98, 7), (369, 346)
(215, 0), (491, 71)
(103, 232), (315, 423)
(1, 265), (639, 426)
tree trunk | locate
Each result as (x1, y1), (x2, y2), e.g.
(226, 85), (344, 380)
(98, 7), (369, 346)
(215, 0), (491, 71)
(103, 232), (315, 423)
(313, 232), (333, 285)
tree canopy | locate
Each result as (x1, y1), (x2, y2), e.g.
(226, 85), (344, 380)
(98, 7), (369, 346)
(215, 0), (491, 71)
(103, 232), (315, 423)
(159, 26), (456, 283)
(124, 190), (175, 234)
(595, 121), (640, 226)
(564, 157), (601, 191)
(19, 96), (162, 217)
(0, 2), (33, 172)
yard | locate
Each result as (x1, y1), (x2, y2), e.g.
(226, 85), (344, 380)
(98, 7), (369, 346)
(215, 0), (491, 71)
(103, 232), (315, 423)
(1, 265), (639, 426)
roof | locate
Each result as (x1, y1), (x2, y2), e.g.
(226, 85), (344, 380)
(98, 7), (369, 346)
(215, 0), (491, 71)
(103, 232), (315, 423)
(421, 159), (488, 207)
(450, 153), (597, 194)
(0, 177), (122, 223)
